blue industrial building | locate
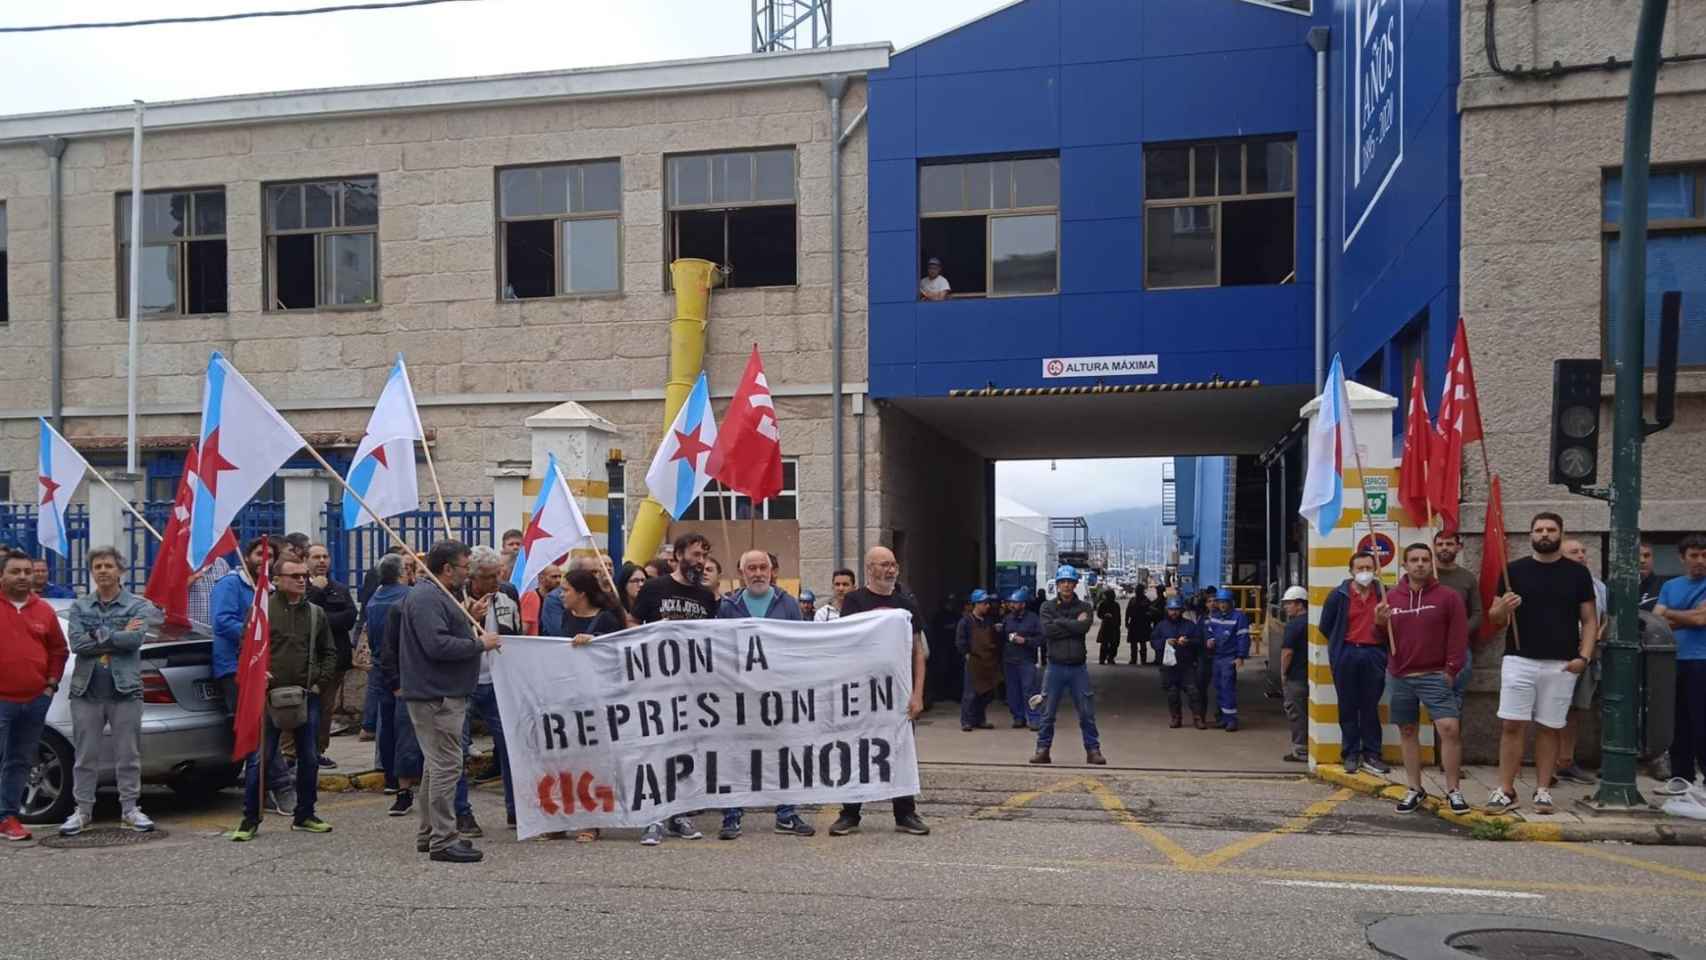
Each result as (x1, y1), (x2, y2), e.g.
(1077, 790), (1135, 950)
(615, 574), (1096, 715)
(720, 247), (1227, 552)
(865, 0), (1459, 592)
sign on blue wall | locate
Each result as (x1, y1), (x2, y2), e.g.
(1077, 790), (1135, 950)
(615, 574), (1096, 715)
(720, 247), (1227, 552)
(1344, 0), (1404, 250)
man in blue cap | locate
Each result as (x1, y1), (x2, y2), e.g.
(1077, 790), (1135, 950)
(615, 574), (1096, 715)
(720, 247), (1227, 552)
(995, 588), (1043, 729)
(956, 589), (1001, 731)
(1152, 596), (1207, 729)
(1204, 588), (1252, 731)
(1029, 566), (1105, 765)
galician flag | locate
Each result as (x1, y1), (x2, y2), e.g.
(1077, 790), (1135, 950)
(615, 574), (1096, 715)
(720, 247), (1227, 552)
(343, 355), (425, 529)
(1298, 354), (1361, 537)
(189, 353), (306, 570)
(509, 453), (594, 594)
(36, 418), (90, 558)
(644, 372), (719, 520)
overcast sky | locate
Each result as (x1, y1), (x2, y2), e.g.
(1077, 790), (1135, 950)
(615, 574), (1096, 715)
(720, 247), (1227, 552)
(0, 0), (1006, 115)
(996, 458), (1165, 517)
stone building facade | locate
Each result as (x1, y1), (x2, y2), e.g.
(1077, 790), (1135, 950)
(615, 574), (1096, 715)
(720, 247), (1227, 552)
(0, 46), (886, 590)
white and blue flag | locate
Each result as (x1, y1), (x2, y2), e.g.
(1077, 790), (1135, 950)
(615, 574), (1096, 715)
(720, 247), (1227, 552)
(1299, 354), (1361, 536)
(643, 372), (720, 520)
(343, 355), (425, 529)
(188, 353), (305, 570)
(35, 418), (90, 558)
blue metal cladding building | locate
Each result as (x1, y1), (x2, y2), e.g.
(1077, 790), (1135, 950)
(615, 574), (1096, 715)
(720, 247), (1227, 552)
(864, 0), (1460, 587)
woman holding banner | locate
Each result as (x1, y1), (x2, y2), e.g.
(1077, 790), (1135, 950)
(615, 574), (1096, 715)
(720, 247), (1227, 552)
(537, 568), (626, 843)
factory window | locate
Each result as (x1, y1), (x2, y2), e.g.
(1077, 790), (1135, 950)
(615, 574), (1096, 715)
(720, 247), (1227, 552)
(667, 149), (795, 289)
(499, 160), (622, 299)
(1144, 137), (1296, 290)
(918, 155), (1059, 297)
(116, 189), (227, 316)
(0, 203), (8, 325)
(1602, 165), (1706, 368)
(683, 458), (799, 521)
(265, 177), (379, 310)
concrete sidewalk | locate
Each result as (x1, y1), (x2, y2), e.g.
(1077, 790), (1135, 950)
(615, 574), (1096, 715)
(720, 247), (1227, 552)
(1315, 759), (1706, 844)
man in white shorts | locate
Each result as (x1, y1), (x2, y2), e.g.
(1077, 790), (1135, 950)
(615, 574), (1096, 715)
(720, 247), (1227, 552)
(1486, 512), (1598, 814)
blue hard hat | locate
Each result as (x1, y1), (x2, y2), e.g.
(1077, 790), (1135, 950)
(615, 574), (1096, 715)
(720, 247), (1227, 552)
(1215, 588), (1235, 602)
(1166, 597), (1184, 611)
(969, 589), (990, 604)
(1008, 588), (1029, 603)
(800, 590), (816, 603)
(1055, 564), (1079, 583)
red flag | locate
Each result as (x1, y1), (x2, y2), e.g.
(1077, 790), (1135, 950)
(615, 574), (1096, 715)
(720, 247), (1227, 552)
(230, 541), (271, 761)
(1429, 319), (1484, 532)
(705, 346), (783, 504)
(1477, 474), (1509, 646)
(144, 443), (237, 628)
(1397, 360), (1434, 527)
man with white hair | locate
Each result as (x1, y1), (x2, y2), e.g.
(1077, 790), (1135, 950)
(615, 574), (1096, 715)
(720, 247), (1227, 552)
(465, 545), (522, 830)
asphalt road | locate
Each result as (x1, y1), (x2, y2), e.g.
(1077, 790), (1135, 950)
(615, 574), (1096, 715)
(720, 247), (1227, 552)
(6, 766), (1704, 960)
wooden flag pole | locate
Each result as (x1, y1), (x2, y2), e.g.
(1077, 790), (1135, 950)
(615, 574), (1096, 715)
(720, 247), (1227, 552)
(1477, 444), (1520, 650)
(417, 432), (456, 540)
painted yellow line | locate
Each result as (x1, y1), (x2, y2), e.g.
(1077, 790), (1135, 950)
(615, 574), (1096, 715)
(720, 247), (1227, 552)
(971, 776), (1089, 819)
(1191, 788), (1354, 870)
(1081, 778), (1201, 869)
(1542, 840), (1706, 886)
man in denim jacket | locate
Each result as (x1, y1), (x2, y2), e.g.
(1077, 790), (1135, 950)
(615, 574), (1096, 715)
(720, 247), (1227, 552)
(62, 547), (159, 836)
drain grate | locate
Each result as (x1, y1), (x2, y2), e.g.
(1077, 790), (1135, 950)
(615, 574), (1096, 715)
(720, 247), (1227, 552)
(1448, 930), (1673, 960)
(37, 828), (168, 850)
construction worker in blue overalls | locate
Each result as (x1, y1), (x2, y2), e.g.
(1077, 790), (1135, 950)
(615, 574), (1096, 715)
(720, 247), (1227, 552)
(1152, 596), (1207, 729)
(1203, 588), (1252, 732)
(995, 589), (1043, 729)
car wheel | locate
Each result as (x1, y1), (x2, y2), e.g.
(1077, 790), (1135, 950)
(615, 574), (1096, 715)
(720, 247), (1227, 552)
(20, 730), (74, 826)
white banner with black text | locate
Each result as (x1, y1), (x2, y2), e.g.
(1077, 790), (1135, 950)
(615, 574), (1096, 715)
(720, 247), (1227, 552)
(491, 609), (920, 838)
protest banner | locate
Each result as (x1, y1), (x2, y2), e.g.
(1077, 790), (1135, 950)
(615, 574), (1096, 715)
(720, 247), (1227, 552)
(491, 608), (921, 838)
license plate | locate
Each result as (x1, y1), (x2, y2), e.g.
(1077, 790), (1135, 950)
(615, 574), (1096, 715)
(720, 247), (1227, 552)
(196, 681), (220, 701)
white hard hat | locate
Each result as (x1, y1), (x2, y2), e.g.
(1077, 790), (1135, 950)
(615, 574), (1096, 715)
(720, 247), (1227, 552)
(1282, 586), (1309, 603)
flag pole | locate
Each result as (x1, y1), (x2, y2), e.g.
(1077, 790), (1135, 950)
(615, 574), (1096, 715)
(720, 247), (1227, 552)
(416, 430), (456, 541)
(299, 443), (482, 632)
(251, 539), (269, 829)
(1477, 447), (1520, 650)
(88, 469), (164, 542)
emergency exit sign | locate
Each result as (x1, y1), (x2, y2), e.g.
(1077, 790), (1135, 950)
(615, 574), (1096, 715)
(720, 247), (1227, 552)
(1041, 354), (1159, 380)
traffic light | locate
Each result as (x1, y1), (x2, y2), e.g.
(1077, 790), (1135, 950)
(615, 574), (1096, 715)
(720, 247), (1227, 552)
(1549, 359), (1603, 487)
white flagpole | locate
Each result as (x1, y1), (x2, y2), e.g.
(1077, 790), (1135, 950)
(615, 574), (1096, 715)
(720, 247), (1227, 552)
(126, 101), (144, 477)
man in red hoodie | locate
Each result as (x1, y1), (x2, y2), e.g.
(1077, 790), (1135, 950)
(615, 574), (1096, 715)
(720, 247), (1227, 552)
(1377, 543), (1469, 816)
(0, 549), (70, 841)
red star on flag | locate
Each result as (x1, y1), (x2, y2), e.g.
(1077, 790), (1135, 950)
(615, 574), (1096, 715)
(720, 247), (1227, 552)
(38, 474), (61, 506)
(669, 425), (712, 465)
(520, 510), (553, 557)
(198, 428), (238, 497)
(369, 445), (389, 469)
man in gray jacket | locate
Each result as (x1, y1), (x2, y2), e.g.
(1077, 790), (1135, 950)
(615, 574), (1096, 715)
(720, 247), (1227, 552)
(61, 547), (158, 836)
(1029, 565), (1105, 766)
(399, 540), (501, 863)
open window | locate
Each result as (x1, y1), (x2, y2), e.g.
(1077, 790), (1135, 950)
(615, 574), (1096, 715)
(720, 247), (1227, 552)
(918, 156), (1058, 298)
(1144, 137), (1297, 290)
(117, 189), (228, 316)
(499, 160), (622, 299)
(265, 177), (379, 310)
(667, 149), (796, 288)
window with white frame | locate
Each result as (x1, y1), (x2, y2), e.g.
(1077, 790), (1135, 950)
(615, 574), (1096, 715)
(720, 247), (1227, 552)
(918, 156), (1059, 297)
(1144, 137), (1297, 289)
(265, 177), (379, 310)
(667, 149), (796, 288)
(499, 160), (622, 299)
(117, 189), (228, 316)
(681, 459), (799, 521)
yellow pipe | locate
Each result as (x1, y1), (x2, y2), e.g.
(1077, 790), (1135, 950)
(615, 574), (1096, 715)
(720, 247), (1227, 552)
(624, 258), (723, 566)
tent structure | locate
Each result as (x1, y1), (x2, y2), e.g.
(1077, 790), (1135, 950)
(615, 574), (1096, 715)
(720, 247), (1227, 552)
(996, 495), (1057, 592)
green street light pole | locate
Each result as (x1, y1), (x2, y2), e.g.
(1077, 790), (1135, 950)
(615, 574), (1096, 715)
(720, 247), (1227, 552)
(1593, 0), (1669, 811)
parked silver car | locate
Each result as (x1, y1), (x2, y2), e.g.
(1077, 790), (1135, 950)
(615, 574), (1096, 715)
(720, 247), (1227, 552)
(21, 606), (240, 824)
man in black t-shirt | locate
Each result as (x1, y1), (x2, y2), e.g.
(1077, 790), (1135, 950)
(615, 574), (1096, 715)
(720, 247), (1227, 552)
(1278, 586), (1310, 763)
(830, 545), (930, 838)
(629, 533), (718, 846)
(1639, 542), (1670, 612)
(1486, 512), (1598, 815)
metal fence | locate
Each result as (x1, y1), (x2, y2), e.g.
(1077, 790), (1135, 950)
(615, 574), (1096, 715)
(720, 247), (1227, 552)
(0, 502), (91, 592)
(321, 499), (494, 588)
(123, 501), (174, 593)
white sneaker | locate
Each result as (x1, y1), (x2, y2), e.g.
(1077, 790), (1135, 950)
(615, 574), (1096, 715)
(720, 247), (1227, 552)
(1484, 788), (1518, 813)
(122, 808), (155, 833)
(1532, 787), (1555, 814)
(58, 810), (91, 837)
(1656, 777), (1695, 797)
(639, 822), (664, 846)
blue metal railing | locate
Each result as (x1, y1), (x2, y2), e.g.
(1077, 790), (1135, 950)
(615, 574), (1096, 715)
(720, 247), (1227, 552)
(320, 499), (494, 588)
(0, 502), (92, 592)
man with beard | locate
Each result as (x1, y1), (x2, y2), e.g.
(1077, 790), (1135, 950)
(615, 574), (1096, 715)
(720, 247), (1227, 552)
(1486, 513), (1598, 814)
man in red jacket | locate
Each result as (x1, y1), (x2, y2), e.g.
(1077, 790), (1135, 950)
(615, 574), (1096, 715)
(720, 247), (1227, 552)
(0, 549), (70, 841)
(1377, 543), (1469, 816)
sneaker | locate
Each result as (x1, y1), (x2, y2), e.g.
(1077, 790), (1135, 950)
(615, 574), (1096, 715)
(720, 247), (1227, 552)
(1343, 756), (1361, 776)
(58, 810), (91, 838)
(388, 790), (414, 817)
(292, 816), (333, 833)
(639, 822), (665, 846)
(717, 822), (742, 841)
(122, 808), (155, 833)
(1484, 788), (1518, 813)
(229, 819), (259, 842)
(317, 756), (336, 769)
(1361, 755), (1392, 776)
(0, 816), (30, 842)
(1447, 790), (1471, 815)
(775, 816), (816, 837)
(1656, 777), (1695, 797)
(1532, 788), (1555, 814)
(828, 816), (861, 836)
(269, 790), (296, 817)
(1556, 763), (1595, 785)
(1395, 788), (1425, 813)
(894, 813), (931, 836)
(456, 813), (483, 838)
(666, 815), (702, 840)
(383, 784), (400, 796)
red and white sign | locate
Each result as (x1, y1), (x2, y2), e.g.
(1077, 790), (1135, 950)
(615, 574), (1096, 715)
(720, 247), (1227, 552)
(1041, 354), (1159, 380)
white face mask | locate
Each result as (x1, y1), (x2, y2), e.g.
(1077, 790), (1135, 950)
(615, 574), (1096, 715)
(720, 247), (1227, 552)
(1353, 571), (1376, 587)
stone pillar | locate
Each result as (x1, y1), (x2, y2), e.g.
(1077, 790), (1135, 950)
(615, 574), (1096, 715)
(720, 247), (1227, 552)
(1304, 382), (1435, 770)
(88, 472), (141, 554)
(488, 463), (530, 541)
(524, 401), (619, 560)
(280, 469), (331, 539)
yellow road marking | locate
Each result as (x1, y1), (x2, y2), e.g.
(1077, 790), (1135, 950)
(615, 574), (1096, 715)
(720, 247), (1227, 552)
(1080, 779), (1200, 869)
(971, 776), (1090, 819)
(1542, 840), (1706, 886)
(1191, 788), (1353, 870)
